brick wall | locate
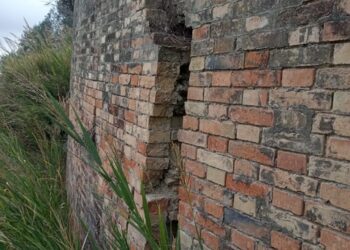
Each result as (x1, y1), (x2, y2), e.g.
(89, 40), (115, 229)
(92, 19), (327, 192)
(69, 0), (350, 249)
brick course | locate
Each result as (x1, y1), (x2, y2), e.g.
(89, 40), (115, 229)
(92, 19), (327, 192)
(69, 0), (350, 249)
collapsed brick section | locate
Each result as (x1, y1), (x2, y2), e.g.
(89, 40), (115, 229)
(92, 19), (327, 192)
(69, 0), (350, 249)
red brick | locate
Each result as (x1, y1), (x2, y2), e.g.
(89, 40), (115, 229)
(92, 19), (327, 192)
(178, 216), (197, 237)
(199, 119), (235, 139)
(231, 229), (255, 250)
(130, 75), (139, 86)
(185, 159), (206, 178)
(124, 110), (136, 123)
(229, 141), (275, 166)
(187, 87), (204, 101)
(193, 25), (209, 40)
(243, 89), (269, 107)
(271, 231), (301, 250)
(272, 189), (304, 215)
(244, 51), (269, 69)
(179, 201), (194, 220)
(204, 199), (224, 218)
(229, 106), (274, 127)
(226, 175), (270, 197)
(181, 144), (197, 159)
(320, 228), (350, 250)
(231, 70), (281, 87)
(212, 71), (231, 86)
(276, 150), (307, 174)
(183, 116), (198, 130)
(282, 68), (315, 87)
(327, 136), (350, 161)
(202, 230), (220, 249)
(320, 182), (350, 211)
(195, 212), (226, 237)
(208, 135), (228, 153)
(204, 88), (242, 104)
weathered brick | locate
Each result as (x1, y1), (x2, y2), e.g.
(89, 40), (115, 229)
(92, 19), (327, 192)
(178, 130), (207, 148)
(244, 50), (269, 69)
(189, 72), (212, 87)
(237, 30), (288, 50)
(340, 0), (350, 14)
(246, 15), (269, 31)
(231, 229), (255, 250)
(327, 136), (350, 161)
(312, 113), (336, 135)
(234, 194), (257, 216)
(276, 150), (307, 174)
(333, 91), (350, 113)
(271, 231), (301, 250)
(242, 89), (269, 106)
(334, 43), (350, 64)
(199, 119), (235, 139)
(320, 182), (350, 211)
(189, 57), (205, 71)
(197, 148), (233, 172)
(204, 88), (242, 104)
(320, 229), (350, 250)
(208, 104), (227, 119)
(231, 70), (281, 87)
(260, 167), (318, 196)
(195, 212), (226, 237)
(305, 201), (350, 233)
(234, 159), (259, 180)
(322, 20), (350, 41)
(289, 25), (320, 45)
(268, 208), (319, 241)
(229, 106), (274, 127)
(212, 71), (231, 86)
(309, 156), (350, 185)
(208, 135), (228, 153)
(193, 25), (209, 40)
(270, 89), (332, 110)
(185, 101), (208, 117)
(270, 45), (332, 68)
(213, 3), (231, 19)
(207, 167), (226, 185)
(272, 188), (304, 215)
(213, 37), (235, 54)
(236, 124), (260, 143)
(229, 140), (275, 166)
(316, 67), (350, 89)
(282, 68), (315, 87)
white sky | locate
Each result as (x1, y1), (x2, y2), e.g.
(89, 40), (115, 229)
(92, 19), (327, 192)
(0, 0), (51, 55)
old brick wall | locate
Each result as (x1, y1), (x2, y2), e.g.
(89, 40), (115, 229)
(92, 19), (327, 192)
(68, 0), (350, 249)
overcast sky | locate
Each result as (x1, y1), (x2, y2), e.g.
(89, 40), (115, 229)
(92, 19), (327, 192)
(0, 0), (51, 54)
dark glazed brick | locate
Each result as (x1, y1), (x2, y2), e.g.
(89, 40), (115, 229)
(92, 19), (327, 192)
(205, 54), (244, 70)
(224, 207), (271, 242)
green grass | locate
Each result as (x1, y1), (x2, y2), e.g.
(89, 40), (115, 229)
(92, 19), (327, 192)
(0, 29), (79, 249)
